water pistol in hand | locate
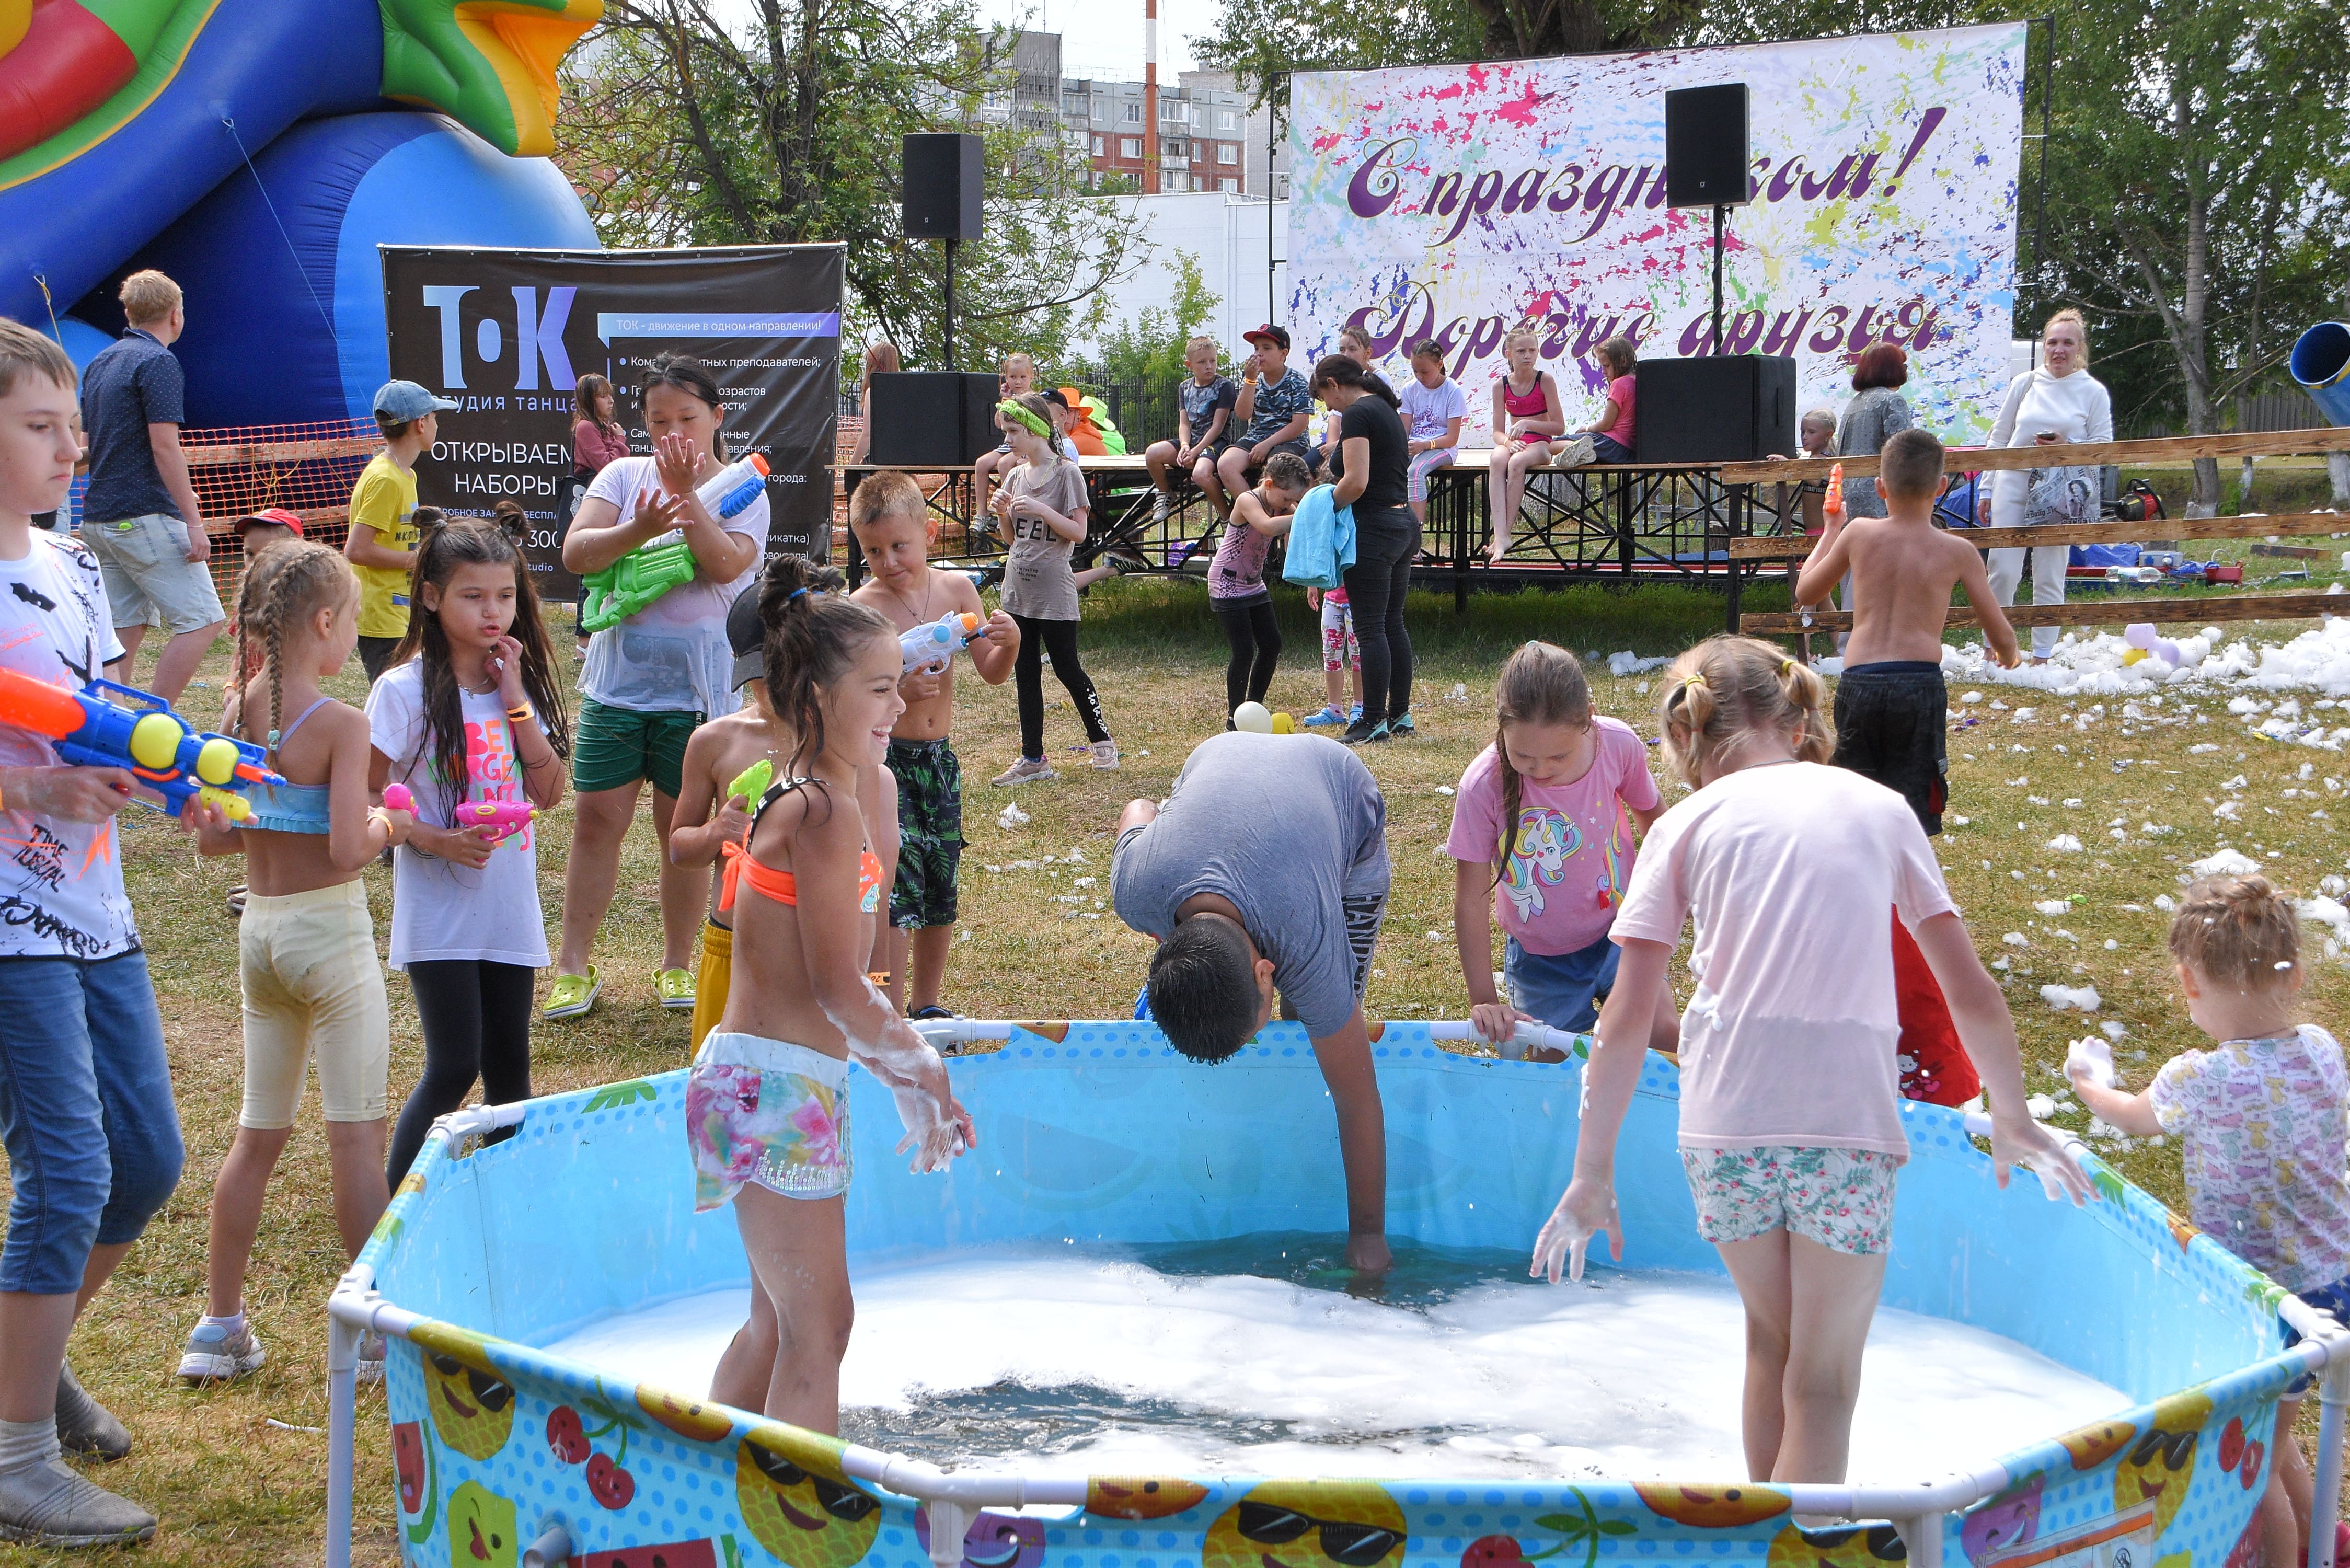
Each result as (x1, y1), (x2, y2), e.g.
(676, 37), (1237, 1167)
(900, 610), (988, 674)
(0, 670), (284, 821)
(580, 453), (770, 633)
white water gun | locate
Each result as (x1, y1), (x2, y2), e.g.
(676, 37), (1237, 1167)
(901, 611), (988, 675)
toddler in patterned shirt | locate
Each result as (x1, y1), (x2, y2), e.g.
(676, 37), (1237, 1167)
(2069, 874), (2350, 1568)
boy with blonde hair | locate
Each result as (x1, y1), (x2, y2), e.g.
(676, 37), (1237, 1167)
(1144, 337), (1237, 523)
(849, 472), (1019, 1017)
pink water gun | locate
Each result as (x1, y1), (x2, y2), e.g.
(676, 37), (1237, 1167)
(454, 799), (536, 846)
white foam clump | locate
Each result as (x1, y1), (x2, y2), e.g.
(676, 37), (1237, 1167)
(2046, 834), (2084, 853)
(2033, 899), (2071, 916)
(2191, 848), (2262, 877)
(996, 801), (1030, 829)
(1608, 651), (1673, 677)
(1938, 618), (2350, 699)
(542, 1252), (2128, 1483)
(2042, 983), (2102, 1012)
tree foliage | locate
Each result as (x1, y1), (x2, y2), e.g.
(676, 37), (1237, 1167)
(1084, 250), (1223, 390)
(555, 0), (1150, 379)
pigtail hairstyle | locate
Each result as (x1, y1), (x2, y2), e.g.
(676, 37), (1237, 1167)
(758, 557), (894, 806)
(1310, 353), (1401, 411)
(491, 498), (529, 547)
(1490, 642), (1594, 885)
(234, 542), (356, 763)
(388, 521), (571, 799)
(2168, 875), (2301, 991)
(1656, 635), (1830, 789)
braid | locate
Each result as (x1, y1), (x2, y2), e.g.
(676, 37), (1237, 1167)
(1494, 722), (1522, 883)
(262, 569), (287, 765)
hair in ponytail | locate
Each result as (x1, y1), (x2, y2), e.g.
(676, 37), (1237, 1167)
(758, 557), (894, 792)
(1656, 635), (1830, 788)
(232, 541), (356, 762)
(1490, 642), (1594, 884)
(2169, 875), (2301, 991)
(1309, 353), (1400, 410)
(390, 521), (570, 798)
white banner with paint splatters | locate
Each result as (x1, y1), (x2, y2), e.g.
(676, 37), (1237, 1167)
(1286, 24), (2028, 447)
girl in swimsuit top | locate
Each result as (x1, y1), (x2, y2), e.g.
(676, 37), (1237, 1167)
(697, 557), (973, 1435)
(183, 544), (413, 1385)
(1488, 325), (1568, 563)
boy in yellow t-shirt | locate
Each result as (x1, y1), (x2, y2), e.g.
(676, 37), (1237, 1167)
(345, 379), (455, 681)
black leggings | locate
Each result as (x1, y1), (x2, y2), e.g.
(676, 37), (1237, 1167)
(1342, 508), (1420, 724)
(1011, 614), (1109, 760)
(1213, 597), (1282, 715)
(386, 960), (537, 1186)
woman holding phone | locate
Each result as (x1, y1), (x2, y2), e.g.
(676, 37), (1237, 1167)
(1978, 309), (2112, 663)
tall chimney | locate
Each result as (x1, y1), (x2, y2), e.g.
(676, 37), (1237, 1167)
(1143, 0), (1159, 193)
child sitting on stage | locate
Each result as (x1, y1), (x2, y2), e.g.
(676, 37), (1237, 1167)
(1536, 635), (2087, 1486)
(2068, 877), (2350, 1568)
(1487, 327), (1580, 563)
(1796, 426), (2018, 1105)
(972, 351), (1039, 524)
(1146, 337), (1237, 523)
(1400, 339), (1467, 525)
(693, 559), (973, 1433)
(1569, 337), (1639, 463)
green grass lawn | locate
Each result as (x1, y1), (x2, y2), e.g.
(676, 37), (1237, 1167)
(5, 574), (2347, 1564)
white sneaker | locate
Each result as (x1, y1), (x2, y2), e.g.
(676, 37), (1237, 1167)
(990, 756), (1056, 787)
(1091, 740), (1121, 770)
(1151, 491), (1170, 522)
(1556, 434), (1597, 467)
(178, 1318), (265, 1383)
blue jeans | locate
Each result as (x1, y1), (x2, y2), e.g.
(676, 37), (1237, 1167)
(1504, 933), (1621, 1033)
(1591, 434), (1634, 464)
(0, 950), (183, 1294)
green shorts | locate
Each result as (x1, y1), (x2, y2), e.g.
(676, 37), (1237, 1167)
(573, 697), (700, 798)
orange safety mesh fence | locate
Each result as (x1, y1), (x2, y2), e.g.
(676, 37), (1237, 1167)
(178, 418), (383, 607)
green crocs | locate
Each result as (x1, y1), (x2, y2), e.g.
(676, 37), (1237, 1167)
(655, 967), (696, 1011)
(543, 966), (600, 1019)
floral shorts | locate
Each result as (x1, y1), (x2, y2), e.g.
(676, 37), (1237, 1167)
(1677, 1144), (1903, 1256)
(686, 1032), (852, 1210)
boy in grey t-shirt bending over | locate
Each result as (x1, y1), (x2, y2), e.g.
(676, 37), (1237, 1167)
(1111, 731), (1393, 1271)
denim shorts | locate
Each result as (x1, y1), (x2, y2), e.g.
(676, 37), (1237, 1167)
(1504, 933), (1621, 1033)
(2283, 1273), (2350, 1395)
(0, 949), (185, 1293)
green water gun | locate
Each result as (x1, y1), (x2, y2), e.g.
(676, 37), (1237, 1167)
(728, 759), (773, 810)
(579, 538), (696, 633)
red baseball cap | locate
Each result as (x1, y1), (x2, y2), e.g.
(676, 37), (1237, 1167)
(232, 509), (304, 537)
(1242, 322), (1290, 350)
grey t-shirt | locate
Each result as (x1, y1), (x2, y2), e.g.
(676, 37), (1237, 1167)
(1112, 732), (1391, 1039)
(999, 456), (1089, 621)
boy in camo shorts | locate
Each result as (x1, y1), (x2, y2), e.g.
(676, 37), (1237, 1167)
(849, 473), (1020, 1017)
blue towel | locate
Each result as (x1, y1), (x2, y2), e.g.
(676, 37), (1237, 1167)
(1281, 483), (1357, 590)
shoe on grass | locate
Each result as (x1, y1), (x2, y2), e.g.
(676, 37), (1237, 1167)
(1301, 705), (1345, 728)
(1091, 739), (1120, 770)
(655, 967), (696, 1011)
(177, 1318), (264, 1384)
(1388, 712), (1415, 737)
(225, 885), (246, 918)
(1349, 704), (1363, 723)
(0, 1459), (155, 1547)
(1340, 718), (1390, 745)
(54, 1364), (128, 1462)
(543, 967), (599, 1019)
(992, 756), (1056, 787)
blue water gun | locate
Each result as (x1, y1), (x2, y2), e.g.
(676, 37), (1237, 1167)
(0, 670), (286, 822)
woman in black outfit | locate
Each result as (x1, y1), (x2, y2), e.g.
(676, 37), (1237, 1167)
(1311, 354), (1416, 744)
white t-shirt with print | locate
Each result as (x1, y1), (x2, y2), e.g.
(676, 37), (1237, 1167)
(365, 662), (549, 971)
(0, 533), (135, 958)
(578, 454), (771, 718)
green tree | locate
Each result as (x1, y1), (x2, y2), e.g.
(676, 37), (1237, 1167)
(1085, 250), (1222, 389)
(556, 1), (1149, 376)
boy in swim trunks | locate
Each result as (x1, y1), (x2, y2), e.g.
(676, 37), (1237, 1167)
(848, 472), (1018, 1020)
(1795, 426), (2019, 1106)
(669, 582), (899, 1047)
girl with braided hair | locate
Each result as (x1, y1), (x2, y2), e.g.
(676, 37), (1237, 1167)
(1532, 635), (2088, 1486)
(182, 543), (415, 1383)
(2070, 876), (2350, 1568)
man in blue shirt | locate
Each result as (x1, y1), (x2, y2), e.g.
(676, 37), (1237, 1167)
(77, 270), (224, 705)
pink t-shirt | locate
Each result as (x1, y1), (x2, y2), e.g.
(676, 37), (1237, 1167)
(1601, 375), (1636, 447)
(2150, 1024), (2350, 1292)
(1444, 719), (1660, 956)
(1611, 761), (1955, 1158)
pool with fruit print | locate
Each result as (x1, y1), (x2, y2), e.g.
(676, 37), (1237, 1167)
(330, 1020), (2347, 1568)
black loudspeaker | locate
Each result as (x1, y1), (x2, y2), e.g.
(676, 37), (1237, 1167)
(867, 372), (1001, 466)
(903, 134), (984, 241)
(1664, 84), (1750, 207)
(1634, 356), (1795, 463)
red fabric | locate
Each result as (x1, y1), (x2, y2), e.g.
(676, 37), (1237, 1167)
(0, 1), (136, 162)
(1892, 908), (1978, 1106)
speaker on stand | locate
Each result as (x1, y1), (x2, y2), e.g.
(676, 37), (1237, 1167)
(903, 133), (984, 368)
(1664, 83), (1750, 358)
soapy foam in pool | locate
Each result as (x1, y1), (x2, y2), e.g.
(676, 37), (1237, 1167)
(540, 1237), (2126, 1482)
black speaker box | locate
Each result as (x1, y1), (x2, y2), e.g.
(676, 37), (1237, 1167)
(1634, 355), (1795, 464)
(904, 133), (984, 241)
(867, 372), (1003, 466)
(1664, 84), (1750, 207)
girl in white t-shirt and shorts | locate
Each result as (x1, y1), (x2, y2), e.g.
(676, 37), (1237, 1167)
(1531, 635), (2088, 1486)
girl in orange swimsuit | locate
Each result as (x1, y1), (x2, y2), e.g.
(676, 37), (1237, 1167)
(686, 558), (975, 1435)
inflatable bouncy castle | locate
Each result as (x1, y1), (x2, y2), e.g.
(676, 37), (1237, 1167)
(0, 0), (603, 424)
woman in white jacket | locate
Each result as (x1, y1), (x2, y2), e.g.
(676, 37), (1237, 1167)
(1977, 309), (2113, 662)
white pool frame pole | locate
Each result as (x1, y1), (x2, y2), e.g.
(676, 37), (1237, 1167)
(2284, 1290), (2350, 1568)
(324, 1275), (360, 1568)
(1423, 1020), (1585, 1060)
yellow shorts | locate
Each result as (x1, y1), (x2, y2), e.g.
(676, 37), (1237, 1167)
(238, 880), (390, 1128)
(692, 917), (732, 1053)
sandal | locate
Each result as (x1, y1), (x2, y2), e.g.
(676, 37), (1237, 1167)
(655, 967), (696, 1011)
(543, 966), (600, 1019)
